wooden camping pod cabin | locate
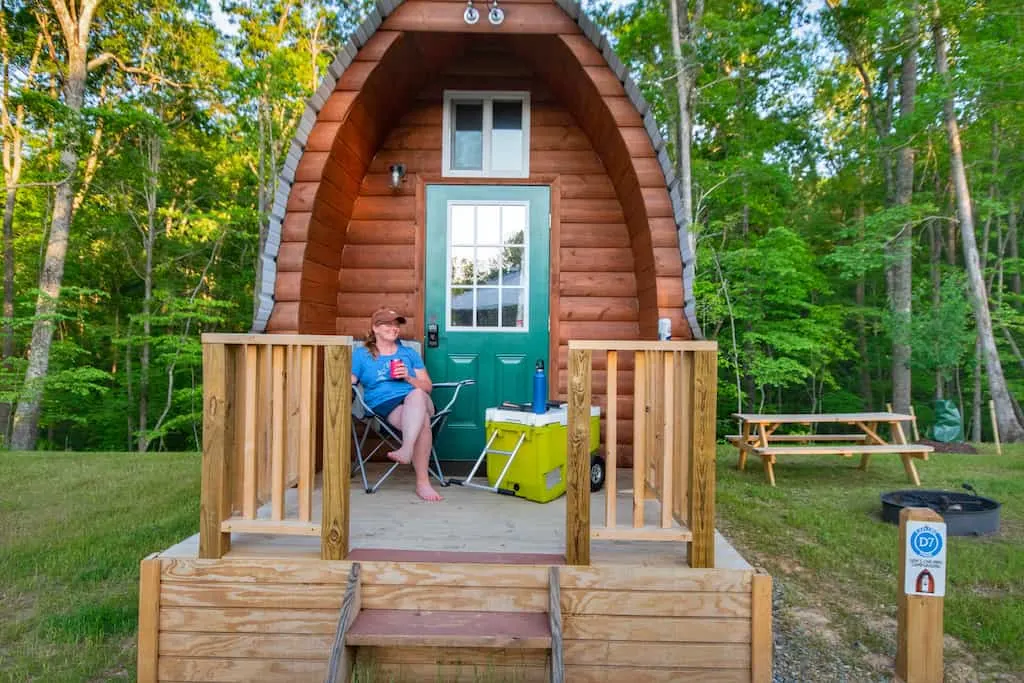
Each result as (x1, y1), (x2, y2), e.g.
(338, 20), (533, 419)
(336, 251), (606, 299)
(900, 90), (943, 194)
(254, 0), (700, 466)
(138, 8), (775, 682)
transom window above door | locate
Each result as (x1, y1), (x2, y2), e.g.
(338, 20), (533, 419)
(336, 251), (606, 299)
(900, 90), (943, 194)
(442, 91), (530, 178)
(447, 201), (529, 331)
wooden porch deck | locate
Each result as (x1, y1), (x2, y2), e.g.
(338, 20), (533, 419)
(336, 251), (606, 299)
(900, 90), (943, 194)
(164, 466), (750, 569)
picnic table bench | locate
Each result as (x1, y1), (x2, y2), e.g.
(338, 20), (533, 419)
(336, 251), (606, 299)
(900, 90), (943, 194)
(731, 412), (934, 486)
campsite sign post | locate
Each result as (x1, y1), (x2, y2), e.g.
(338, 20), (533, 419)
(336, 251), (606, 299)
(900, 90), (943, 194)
(896, 507), (946, 683)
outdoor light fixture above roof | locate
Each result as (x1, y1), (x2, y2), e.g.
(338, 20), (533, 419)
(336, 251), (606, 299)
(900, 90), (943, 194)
(488, 0), (504, 25)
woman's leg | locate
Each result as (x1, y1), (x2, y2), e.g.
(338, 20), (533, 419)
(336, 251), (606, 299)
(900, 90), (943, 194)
(385, 389), (428, 464)
(410, 420), (442, 501)
(386, 391), (442, 501)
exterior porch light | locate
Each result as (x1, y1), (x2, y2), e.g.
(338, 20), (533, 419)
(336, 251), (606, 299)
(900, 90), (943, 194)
(463, 0), (479, 24)
(488, 0), (504, 25)
(389, 163), (406, 190)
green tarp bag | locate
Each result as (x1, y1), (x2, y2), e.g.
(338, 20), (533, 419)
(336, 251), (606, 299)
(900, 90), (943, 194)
(928, 399), (964, 442)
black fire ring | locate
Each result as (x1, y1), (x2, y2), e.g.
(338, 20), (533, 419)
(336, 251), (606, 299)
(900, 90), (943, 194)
(881, 486), (1001, 536)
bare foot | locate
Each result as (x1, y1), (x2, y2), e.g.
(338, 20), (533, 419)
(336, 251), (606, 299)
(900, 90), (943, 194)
(387, 449), (412, 465)
(416, 482), (443, 502)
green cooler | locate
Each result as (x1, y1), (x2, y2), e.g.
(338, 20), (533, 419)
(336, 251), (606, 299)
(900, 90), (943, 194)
(483, 405), (601, 503)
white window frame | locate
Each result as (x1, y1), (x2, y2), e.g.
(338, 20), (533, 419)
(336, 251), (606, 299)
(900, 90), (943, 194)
(445, 200), (531, 333)
(442, 90), (531, 178)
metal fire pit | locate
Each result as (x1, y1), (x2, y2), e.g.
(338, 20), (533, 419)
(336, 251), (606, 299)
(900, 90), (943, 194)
(881, 485), (1001, 536)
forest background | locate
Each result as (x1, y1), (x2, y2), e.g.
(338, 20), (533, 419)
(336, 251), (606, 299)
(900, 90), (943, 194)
(1, 0), (1021, 453)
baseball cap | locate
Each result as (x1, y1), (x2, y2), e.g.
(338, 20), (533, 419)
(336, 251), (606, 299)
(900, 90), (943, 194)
(371, 307), (407, 326)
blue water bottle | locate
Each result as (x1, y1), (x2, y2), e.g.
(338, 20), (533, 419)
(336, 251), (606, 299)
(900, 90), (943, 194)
(532, 360), (547, 414)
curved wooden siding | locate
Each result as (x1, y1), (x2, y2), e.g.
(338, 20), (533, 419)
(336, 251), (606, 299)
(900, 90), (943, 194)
(266, 2), (695, 463)
(268, 31), (462, 333)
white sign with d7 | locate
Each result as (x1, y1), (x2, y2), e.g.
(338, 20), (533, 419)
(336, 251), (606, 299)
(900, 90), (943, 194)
(904, 521), (947, 597)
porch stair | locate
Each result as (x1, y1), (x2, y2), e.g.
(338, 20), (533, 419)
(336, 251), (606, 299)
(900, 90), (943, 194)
(325, 560), (564, 683)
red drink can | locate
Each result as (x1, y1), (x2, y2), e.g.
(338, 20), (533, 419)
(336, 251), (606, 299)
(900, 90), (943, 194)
(389, 359), (402, 378)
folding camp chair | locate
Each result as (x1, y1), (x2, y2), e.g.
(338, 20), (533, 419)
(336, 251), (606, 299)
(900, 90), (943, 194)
(350, 342), (475, 493)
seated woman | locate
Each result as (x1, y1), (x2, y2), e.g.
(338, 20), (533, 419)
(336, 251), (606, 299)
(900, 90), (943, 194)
(351, 307), (443, 502)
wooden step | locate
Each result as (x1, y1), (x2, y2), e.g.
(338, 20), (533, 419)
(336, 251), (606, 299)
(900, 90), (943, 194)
(347, 548), (565, 565)
(346, 609), (552, 649)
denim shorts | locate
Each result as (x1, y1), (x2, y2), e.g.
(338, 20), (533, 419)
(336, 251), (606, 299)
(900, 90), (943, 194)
(370, 395), (406, 420)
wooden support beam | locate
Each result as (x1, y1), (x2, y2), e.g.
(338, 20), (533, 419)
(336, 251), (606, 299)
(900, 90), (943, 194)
(604, 350), (617, 529)
(200, 342), (231, 559)
(271, 345), (286, 521)
(321, 345), (352, 560)
(687, 349), (717, 568)
(566, 348), (592, 566)
(298, 346), (315, 521)
(661, 351), (674, 529)
(751, 572), (773, 683)
(136, 555), (161, 683)
(632, 350), (646, 529)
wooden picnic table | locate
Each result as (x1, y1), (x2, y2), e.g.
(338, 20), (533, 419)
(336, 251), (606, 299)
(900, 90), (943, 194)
(730, 412), (932, 487)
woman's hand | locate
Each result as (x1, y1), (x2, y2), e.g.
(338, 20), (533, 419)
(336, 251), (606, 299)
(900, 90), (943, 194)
(392, 362), (409, 380)
(403, 366), (432, 393)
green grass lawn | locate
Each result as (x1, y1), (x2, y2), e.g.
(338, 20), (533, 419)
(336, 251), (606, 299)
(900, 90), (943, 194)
(0, 452), (200, 682)
(715, 441), (1024, 678)
(1, 445), (1020, 681)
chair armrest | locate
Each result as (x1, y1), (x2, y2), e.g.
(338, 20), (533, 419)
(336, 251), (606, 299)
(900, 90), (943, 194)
(433, 379), (476, 415)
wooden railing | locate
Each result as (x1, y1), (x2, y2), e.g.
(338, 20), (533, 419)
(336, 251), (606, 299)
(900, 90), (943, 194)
(199, 334), (352, 560)
(565, 340), (718, 568)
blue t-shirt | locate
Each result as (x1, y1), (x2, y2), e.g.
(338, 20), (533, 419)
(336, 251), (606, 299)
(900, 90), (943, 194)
(352, 342), (425, 411)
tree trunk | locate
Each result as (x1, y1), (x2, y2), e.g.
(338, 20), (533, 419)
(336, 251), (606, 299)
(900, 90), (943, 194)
(888, 3), (918, 416)
(971, 339), (982, 441)
(0, 26), (40, 444)
(0, 185), (17, 441)
(1010, 197), (1020, 298)
(10, 0), (101, 450)
(929, 215), (943, 398)
(668, 0), (703, 274)
(933, 11), (1024, 442)
(138, 134), (160, 452)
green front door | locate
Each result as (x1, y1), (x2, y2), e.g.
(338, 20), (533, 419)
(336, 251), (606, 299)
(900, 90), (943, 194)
(425, 185), (551, 461)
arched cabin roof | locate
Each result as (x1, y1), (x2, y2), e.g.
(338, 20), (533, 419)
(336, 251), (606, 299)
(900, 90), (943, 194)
(253, 0), (701, 339)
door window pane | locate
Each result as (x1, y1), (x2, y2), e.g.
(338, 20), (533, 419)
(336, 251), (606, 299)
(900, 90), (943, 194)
(501, 205), (526, 244)
(476, 287), (499, 327)
(452, 102), (483, 171)
(501, 247), (523, 285)
(501, 288), (525, 327)
(475, 247), (502, 285)
(451, 205), (475, 244)
(450, 287), (474, 327)
(450, 247), (475, 285)
(447, 201), (529, 331)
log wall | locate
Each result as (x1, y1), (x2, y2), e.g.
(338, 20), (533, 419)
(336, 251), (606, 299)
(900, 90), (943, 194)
(139, 557), (771, 683)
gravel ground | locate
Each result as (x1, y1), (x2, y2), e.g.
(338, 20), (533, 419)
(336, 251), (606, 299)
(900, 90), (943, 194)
(770, 582), (890, 683)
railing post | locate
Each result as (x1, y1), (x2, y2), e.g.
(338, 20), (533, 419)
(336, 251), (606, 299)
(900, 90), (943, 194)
(321, 344), (352, 560)
(687, 349), (717, 568)
(566, 346), (592, 565)
(200, 341), (232, 559)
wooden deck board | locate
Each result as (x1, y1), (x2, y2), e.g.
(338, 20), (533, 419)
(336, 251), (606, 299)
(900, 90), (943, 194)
(346, 609), (551, 648)
(161, 467), (751, 570)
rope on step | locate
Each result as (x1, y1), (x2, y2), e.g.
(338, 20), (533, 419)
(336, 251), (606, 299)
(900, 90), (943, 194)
(549, 566), (564, 683)
(326, 562), (361, 683)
